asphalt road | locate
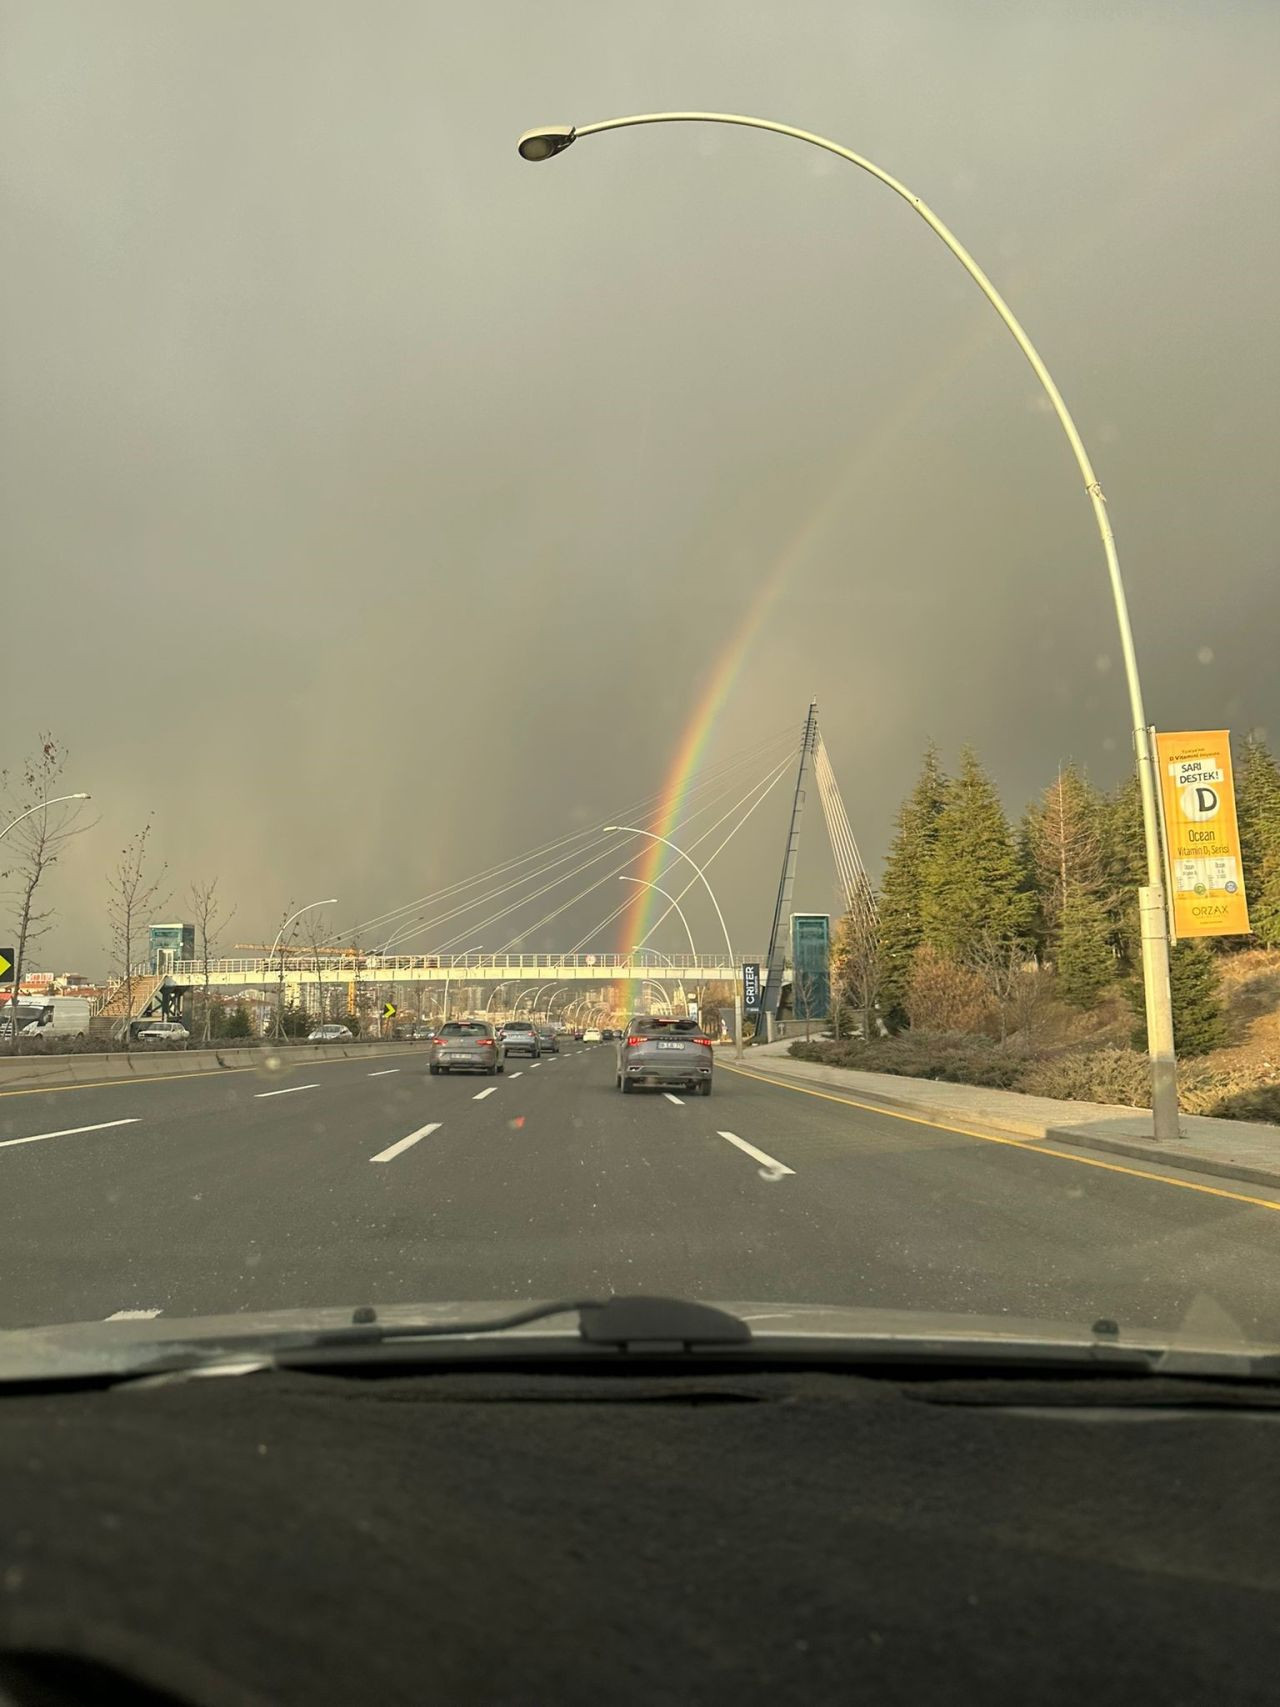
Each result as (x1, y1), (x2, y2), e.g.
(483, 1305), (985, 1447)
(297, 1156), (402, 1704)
(2, 1041), (1279, 1336)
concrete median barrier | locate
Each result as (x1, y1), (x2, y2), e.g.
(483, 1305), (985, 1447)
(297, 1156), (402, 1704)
(0, 1040), (414, 1094)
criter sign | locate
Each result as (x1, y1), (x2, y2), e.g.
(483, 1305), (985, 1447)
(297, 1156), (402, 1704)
(1155, 730), (1250, 939)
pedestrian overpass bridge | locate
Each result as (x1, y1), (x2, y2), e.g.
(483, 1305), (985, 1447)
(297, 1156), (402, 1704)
(167, 949), (758, 995)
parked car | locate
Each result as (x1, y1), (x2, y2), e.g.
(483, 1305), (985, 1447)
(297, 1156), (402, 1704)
(500, 1020), (541, 1059)
(135, 1021), (191, 1044)
(582, 1028), (602, 1043)
(616, 1015), (714, 1096)
(572, 1029), (584, 1041)
(428, 1021), (502, 1075)
(537, 1027), (560, 1055)
(307, 1024), (353, 1043)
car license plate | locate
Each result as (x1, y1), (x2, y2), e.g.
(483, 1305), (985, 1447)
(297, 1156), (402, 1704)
(443, 1052), (469, 1061)
(656, 1041), (683, 1050)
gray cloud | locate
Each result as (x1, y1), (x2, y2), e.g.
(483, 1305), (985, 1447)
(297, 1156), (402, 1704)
(3, 0), (1278, 967)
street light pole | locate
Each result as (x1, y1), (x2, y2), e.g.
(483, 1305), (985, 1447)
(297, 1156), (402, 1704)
(0, 793), (91, 844)
(521, 112), (1178, 1137)
(268, 898), (337, 1041)
(620, 877), (699, 960)
(440, 946), (482, 1027)
(604, 825), (742, 1060)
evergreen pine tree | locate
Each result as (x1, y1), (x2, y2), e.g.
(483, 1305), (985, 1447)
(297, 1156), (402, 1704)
(877, 743), (948, 1027)
(1236, 733), (1280, 948)
(1129, 940), (1227, 1057)
(920, 748), (1035, 964)
(1100, 772), (1146, 971)
(225, 1002), (253, 1039)
(1055, 885), (1115, 1008)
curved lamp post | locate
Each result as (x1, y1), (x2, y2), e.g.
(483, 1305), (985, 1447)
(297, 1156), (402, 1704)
(521, 111), (1177, 1133)
(603, 825), (741, 1059)
(269, 899), (337, 1039)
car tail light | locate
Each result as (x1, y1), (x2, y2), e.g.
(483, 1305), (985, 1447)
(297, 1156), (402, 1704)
(693, 1036), (713, 1048)
(626, 1035), (644, 1048)
(478, 1038), (495, 1047)
(431, 1037), (445, 1046)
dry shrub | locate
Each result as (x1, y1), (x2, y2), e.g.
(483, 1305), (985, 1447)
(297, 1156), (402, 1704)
(904, 945), (994, 1035)
(789, 1031), (1032, 1090)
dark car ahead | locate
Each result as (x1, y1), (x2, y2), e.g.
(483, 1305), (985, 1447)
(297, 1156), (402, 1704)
(537, 1027), (559, 1055)
(616, 1015), (714, 1095)
(428, 1020), (503, 1076)
(500, 1020), (541, 1059)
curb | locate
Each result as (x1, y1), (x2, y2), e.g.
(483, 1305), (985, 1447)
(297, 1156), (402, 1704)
(730, 1057), (1280, 1194)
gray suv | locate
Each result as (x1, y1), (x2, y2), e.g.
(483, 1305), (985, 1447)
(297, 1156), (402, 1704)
(616, 1015), (714, 1095)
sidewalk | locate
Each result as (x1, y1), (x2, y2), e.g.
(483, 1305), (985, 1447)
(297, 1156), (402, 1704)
(730, 1040), (1280, 1192)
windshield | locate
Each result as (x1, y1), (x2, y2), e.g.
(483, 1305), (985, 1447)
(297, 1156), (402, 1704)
(2, 1), (1279, 1367)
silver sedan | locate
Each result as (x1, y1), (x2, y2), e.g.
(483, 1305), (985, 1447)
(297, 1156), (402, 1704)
(428, 1020), (504, 1075)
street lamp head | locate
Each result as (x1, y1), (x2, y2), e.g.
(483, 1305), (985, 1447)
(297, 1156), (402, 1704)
(517, 125), (576, 162)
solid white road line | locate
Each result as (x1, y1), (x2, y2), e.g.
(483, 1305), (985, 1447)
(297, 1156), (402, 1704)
(106, 1308), (162, 1321)
(663, 1093), (685, 1106)
(254, 1083), (320, 1099)
(368, 1069), (400, 1077)
(0, 1117), (140, 1151)
(370, 1122), (442, 1164)
(473, 1086), (498, 1101)
(716, 1130), (795, 1181)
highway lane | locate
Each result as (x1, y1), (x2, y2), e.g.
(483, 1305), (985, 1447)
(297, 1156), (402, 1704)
(3, 1042), (1279, 1338)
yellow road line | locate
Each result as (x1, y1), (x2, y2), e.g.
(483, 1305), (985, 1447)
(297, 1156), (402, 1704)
(0, 1050), (422, 1101)
(722, 1063), (1280, 1215)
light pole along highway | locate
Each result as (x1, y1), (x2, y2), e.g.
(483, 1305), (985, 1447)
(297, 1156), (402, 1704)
(623, 876), (701, 1019)
(268, 899), (337, 1040)
(520, 112), (1180, 1139)
(604, 825), (743, 1060)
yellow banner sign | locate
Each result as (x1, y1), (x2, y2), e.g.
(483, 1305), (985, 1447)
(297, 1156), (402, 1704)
(1155, 730), (1250, 938)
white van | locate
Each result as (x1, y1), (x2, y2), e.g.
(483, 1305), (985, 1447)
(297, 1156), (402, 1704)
(20, 996), (93, 1039)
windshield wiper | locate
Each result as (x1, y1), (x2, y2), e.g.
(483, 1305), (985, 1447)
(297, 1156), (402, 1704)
(315, 1295), (754, 1353)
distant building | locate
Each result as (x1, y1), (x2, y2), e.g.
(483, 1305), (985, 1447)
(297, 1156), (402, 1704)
(149, 922), (196, 971)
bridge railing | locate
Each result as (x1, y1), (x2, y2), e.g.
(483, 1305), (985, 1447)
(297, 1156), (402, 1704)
(172, 952), (754, 978)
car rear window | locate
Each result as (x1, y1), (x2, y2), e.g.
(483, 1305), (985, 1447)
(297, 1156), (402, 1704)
(631, 1017), (699, 1033)
(441, 1023), (488, 1036)
(505, 1022), (534, 1032)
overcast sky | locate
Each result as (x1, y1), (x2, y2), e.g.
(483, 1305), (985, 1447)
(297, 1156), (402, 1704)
(3, 0), (1278, 971)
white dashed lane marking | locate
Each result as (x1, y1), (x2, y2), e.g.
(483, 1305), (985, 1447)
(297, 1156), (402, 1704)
(0, 1118), (140, 1151)
(716, 1130), (795, 1182)
(254, 1083), (320, 1099)
(370, 1122), (443, 1163)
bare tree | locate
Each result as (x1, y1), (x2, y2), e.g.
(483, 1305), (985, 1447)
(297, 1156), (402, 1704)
(1, 734), (93, 1049)
(968, 927), (1037, 1046)
(189, 877), (235, 1044)
(829, 900), (883, 1042)
(302, 909), (334, 1025)
(106, 819), (169, 1038)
